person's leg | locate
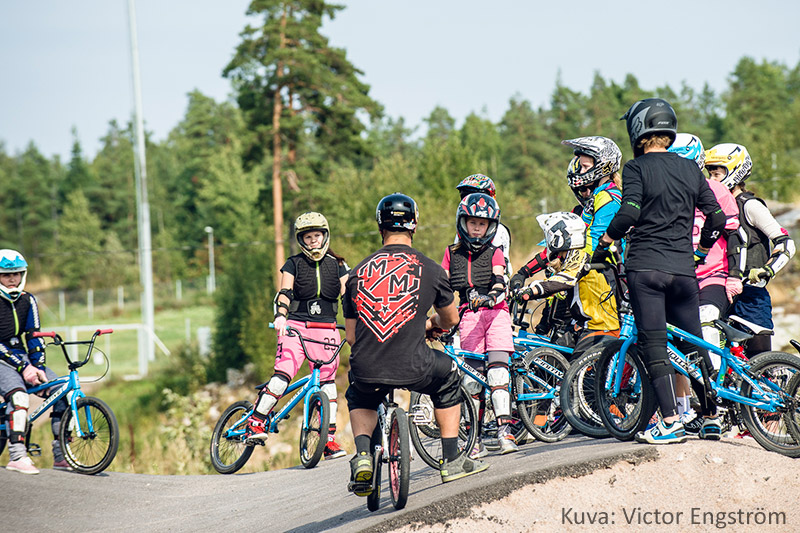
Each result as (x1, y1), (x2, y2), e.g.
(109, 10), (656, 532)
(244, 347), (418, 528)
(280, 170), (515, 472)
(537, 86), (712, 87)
(344, 378), (385, 496)
(0, 361), (39, 473)
(42, 367), (71, 469)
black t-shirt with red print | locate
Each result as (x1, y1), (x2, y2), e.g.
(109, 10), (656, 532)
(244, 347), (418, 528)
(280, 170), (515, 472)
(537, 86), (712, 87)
(343, 244), (454, 386)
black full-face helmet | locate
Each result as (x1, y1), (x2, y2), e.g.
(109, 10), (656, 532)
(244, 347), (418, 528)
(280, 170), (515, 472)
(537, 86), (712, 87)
(620, 98), (677, 157)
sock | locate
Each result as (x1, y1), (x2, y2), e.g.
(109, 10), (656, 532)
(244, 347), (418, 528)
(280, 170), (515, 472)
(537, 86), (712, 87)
(354, 434), (371, 455)
(676, 396), (688, 417)
(441, 437), (459, 462)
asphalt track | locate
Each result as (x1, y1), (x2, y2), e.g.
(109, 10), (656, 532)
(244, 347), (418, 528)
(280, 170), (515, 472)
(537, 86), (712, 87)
(1, 434), (657, 532)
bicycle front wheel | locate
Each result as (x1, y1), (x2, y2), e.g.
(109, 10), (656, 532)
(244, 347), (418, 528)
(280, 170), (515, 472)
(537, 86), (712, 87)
(299, 391), (330, 469)
(60, 396), (119, 475)
(389, 408), (410, 510)
(594, 340), (655, 441)
(409, 386), (478, 470)
(210, 400), (254, 474)
(740, 351), (800, 457)
(516, 348), (571, 443)
(560, 349), (610, 438)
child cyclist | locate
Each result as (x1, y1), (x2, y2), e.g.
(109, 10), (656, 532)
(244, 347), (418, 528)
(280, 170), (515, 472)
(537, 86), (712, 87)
(455, 174), (512, 275)
(245, 212), (350, 459)
(442, 193), (518, 455)
(0, 249), (69, 474)
(704, 143), (796, 358)
(668, 134), (741, 436)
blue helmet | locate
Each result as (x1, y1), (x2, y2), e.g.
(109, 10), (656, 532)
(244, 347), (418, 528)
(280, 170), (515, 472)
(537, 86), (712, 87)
(668, 133), (705, 169)
(0, 249), (28, 301)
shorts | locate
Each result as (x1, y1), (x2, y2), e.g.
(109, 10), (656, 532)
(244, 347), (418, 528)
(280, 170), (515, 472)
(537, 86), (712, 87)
(699, 283), (729, 317)
(459, 306), (514, 354)
(345, 349), (460, 411)
(274, 320), (341, 383)
(0, 356), (66, 415)
(731, 285), (773, 329)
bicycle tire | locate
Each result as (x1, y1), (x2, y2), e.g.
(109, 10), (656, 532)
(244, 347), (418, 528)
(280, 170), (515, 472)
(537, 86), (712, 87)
(389, 408), (410, 510)
(0, 414), (6, 456)
(594, 340), (655, 441)
(59, 396), (119, 475)
(299, 391), (329, 469)
(739, 351), (800, 457)
(560, 349), (610, 438)
(478, 399), (528, 448)
(367, 424), (382, 512)
(210, 400), (254, 474)
(409, 385), (478, 470)
(516, 348), (571, 442)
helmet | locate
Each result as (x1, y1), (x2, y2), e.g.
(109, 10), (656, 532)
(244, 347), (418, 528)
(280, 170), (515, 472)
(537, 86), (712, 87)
(536, 212), (586, 255)
(668, 133), (705, 169)
(620, 98), (677, 156)
(561, 136), (622, 188)
(294, 212), (330, 261)
(0, 249), (28, 302)
(376, 193), (419, 233)
(704, 143), (752, 190)
(456, 193), (501, 253)
(456, 174), (496, 198)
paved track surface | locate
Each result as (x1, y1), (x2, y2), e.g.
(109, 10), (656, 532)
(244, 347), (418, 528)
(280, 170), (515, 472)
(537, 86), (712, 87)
(1, 435), (657, 532)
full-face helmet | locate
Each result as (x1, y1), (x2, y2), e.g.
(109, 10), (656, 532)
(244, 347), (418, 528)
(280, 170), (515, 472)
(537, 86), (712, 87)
(456, 174), (496, 198)
(0, 249), (28, 302)
(456, 193), (501, 253)
(704, 143), (752, 190)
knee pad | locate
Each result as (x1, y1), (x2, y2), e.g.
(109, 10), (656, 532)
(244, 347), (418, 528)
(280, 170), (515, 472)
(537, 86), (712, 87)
(9, 389), (29, 438)
(461, 373), (483, 396)
(487, 363), (510, 418)
(255, 375), (289, 415)
(321, 381), (338, 426)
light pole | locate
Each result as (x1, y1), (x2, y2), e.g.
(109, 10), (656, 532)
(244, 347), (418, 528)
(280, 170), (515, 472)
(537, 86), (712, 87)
(205, 226), (216, 294)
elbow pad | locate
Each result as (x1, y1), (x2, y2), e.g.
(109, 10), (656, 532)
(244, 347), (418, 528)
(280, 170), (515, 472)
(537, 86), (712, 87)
(522, 250), (549, 276)
(488, 274), (507, 304)
(726, 229), (746, 277)
(766, 234), (796, 275)
(606, 201), (639, 241)
(699, 208), (726, 249)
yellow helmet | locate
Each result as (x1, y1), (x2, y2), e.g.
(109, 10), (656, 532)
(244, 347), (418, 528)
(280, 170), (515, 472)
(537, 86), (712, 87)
(704, 143), (752, 190)
(294, 212), (330, 261)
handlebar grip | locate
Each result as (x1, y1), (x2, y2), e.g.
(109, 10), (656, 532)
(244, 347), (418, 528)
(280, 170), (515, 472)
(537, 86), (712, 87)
(97, 329), (114, 335)
(32, 331), (56, 338)
(305, 321), (336, 329)
(585, 262), (610, 271)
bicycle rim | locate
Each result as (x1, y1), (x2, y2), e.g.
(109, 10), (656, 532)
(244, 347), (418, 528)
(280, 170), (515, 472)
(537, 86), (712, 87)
(389, 408), (410, 509)
(560, 350), (609, 438)
(409, 386), (477, 470)
(300, 391), (329, 469)
(517, 348), (571, 443)
(60, 396), (119, 475)
(210, 400), (254, 474)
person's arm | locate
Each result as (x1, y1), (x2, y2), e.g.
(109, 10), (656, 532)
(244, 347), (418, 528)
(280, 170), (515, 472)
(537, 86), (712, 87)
(696, 180), (726, 251)
(430, 301), (459, 331)
(273, 271), (295, 336)
(743, 200), (796, 279)
(24, 295), (45, 368)
(509, 249), (548, 290)
(345, 318), (357, 346)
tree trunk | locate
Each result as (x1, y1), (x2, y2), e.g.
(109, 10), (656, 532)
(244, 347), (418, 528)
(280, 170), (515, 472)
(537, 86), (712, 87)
(271, 8), (288, 287)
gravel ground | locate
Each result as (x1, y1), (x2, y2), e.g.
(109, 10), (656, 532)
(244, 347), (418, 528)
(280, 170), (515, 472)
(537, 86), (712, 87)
(389, 437), (799, 533)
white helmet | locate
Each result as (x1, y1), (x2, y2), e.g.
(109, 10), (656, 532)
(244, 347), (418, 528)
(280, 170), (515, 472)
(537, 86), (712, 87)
(668, 133), (705, 169)
(704, 143), (752, 190)
(294, 212), (330, 261)
(0, 249), (28, 301)
(536, 212), (586, 256)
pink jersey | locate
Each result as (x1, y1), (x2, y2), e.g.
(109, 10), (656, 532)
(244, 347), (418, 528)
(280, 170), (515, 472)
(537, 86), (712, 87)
(692, 179), (739, 289)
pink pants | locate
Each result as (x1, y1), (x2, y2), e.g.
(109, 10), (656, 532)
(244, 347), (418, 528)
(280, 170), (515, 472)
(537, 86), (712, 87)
(459, 306), (515, 354)
(274, 320), (341, 382)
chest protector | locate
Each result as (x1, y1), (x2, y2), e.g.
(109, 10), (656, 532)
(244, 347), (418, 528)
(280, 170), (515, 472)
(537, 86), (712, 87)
(0, 293), (31, 345)
(736, 192), (770, 271)
(291, 253), (341, 302)
(448, 244), (495, 300)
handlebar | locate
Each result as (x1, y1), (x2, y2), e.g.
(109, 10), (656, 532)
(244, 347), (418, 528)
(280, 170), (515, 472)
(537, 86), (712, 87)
(32, 329), (114, 370)
(268, 322), (345, 367)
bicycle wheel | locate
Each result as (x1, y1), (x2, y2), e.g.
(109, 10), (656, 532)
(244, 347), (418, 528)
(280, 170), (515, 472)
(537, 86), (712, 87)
(210, 400), (254, 474)
(0, 415), (6, 456)
(299, 391), (329, 469)
(409, 386), (478, 470)
(739, 351), (800, 457)
(389, 408), (410, 509)
(594, 340), (655, 441)
(516, 348), (571, 443)
(59, 396), (119, 475)
(560, 349), (610, 438)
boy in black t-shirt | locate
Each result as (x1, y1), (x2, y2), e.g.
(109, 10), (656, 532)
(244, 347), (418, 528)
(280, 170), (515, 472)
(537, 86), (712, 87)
(343, 193), (488, 493)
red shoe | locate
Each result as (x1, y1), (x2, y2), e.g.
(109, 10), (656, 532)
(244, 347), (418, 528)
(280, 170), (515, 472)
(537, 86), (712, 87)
(324, 439), (347, 459)
(53, 459), (73, 471)
(245, 415), (269, 441)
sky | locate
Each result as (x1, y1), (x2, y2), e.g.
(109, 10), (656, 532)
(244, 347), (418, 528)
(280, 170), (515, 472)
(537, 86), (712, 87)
(1, 0), (799, 161)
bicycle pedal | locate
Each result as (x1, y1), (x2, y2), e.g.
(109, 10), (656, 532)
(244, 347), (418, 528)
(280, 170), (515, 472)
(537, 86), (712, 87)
(28, 443), (42, 457)
(347, 481), (371, 493)
(245, 438), (266, 446)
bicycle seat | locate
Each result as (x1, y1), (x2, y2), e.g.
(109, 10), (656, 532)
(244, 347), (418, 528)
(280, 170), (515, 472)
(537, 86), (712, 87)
(726, 315), (774, 336)
(713, 319), (753, 344)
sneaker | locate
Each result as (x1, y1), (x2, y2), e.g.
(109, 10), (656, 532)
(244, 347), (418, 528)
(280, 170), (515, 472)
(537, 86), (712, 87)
(324, 439), (347, 460)
(348, 452), (373, 496)
(497, 433), (519, 455)
(644, 412), (660, 431)
(634, 420), (688, 445)
(682, 415), (703, 435)
(734, 428), (753, 439)
(470, 441), (488, 459)
(7, 457), (39, 475)
(440, 454), (489, 483)
(245, 415), (269, 441)
(699, 417), (722, 441)
(52, 459), (73, 471)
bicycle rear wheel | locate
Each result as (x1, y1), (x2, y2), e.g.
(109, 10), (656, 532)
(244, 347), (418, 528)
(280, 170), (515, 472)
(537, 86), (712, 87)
(594, 340), (655, 441)
(516, 348), (571, 442)
(409, 386), (478, 470)
(210, 400), (254, 474)
(739, 351), (800, 457)
(300, 391), (330, 469)
(389, 408), (410, 510)
(59, 396), (119, 475)
(560, 349), (610, 438)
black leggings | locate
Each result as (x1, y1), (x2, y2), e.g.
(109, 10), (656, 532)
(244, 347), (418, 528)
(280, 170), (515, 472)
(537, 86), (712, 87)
(628, 271), (715, 418)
